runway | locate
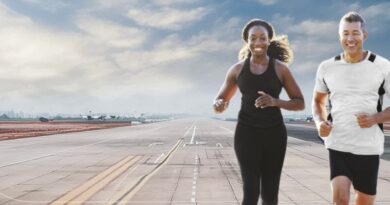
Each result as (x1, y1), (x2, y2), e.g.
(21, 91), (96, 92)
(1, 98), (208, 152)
(0, 118), (389, 204)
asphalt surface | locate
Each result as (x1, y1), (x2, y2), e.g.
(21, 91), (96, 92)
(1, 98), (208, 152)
(0, 118), (389, 205)
(286, 122), (390, 161)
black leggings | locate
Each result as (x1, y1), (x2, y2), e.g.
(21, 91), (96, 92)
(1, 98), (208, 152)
(234, 122), (287, 205)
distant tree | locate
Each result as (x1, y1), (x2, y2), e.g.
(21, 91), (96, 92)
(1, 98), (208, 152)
(54, 115), (64, 120)
(39, 117), (49, 122)
(0, 114), (10, 119)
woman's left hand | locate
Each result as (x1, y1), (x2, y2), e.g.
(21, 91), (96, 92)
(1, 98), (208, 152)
(255, 91), (276, 108)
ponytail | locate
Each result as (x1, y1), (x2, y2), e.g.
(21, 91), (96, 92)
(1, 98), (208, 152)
(267, 35), (293, 64)
(238, 45), (251, 61)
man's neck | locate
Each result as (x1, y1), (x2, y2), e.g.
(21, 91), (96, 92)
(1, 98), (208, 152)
(344, 50), (367, 63)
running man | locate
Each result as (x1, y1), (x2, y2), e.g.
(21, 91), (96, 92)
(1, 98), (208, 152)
(312, 11), (390, 205)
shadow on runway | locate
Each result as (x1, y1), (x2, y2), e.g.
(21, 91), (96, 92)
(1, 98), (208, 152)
(285, 123), (390, 161)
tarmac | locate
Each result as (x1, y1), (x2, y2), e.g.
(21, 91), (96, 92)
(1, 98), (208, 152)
(275, 134), (390, 204)
(0, 120), (389, 205)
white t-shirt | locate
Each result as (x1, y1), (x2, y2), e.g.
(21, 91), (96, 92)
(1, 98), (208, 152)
(314, 51), (390, 155)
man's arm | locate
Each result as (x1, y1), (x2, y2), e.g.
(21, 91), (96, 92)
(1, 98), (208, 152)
(356, 107), (390, 128)
(357, 61), (390, 127)
(312, 91), (333, 137)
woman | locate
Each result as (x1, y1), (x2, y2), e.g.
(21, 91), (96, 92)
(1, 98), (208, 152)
(213, 19), (304, 205)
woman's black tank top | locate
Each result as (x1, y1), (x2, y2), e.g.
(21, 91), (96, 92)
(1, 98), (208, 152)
(237, 57), (284, 128)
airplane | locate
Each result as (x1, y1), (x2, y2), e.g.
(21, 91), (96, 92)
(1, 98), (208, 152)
(80, 115), (106, 120)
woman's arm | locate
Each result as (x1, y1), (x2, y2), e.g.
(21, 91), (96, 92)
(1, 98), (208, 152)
(213, 63), (242, 113)
(277, 64), (305, 110)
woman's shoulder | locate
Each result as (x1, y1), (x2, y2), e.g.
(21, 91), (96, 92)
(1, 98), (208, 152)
(273, 59), (295, 84)
(224, 59), (246, 81)
(228, 60), (246, 75)
(232, 59), (246, 70)
(273, 59), (290, 74)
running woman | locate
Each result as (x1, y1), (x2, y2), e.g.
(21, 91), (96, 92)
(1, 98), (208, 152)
(213, 19), (304, 205)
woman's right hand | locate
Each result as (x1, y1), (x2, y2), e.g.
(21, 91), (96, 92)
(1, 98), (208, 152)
(213, 99), (228, 113)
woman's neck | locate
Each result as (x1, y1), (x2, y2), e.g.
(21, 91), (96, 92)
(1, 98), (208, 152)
(250, 55), (269, 65)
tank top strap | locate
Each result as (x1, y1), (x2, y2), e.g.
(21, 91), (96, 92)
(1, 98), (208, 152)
(268, 57), (275, 74)
(237, 57), (251, 81)
(269, 57), (274, 68)
(243, 57), (251, 73)
(268, 58), (282, 85)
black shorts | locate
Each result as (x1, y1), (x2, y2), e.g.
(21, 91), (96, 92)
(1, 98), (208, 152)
(329, 149), (379, 195)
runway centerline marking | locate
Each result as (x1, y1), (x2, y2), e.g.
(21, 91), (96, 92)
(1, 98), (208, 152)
(190, 126), (197, 145)
(191, 154), (200, 204)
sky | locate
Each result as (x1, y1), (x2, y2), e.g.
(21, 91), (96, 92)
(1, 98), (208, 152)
(1, 0), (390, 118)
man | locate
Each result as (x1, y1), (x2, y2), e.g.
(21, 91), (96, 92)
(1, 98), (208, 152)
(312, 11), (390, 205)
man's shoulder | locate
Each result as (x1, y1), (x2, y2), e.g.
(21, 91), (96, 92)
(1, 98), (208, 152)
(318, 55), (342, 70)
(369, 52), (390, 67)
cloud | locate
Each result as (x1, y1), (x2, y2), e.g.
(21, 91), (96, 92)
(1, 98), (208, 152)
(93, 0), (201, 9)
(7, 0), (368, 116)
(287, 20), (337, 39)
(360, 2), (390, 19)
(0, 3), (134, 104)
(270, 14), (340, 75)
(75, 15), (146, 49)
(359, 2), (390, 33)
(127, 7), (209, 30)
(111, 43), (199, 75)
(111, 16), (242, 75)
(0, 1), (241, 115)
(331, 2), (390, 34)
(92, 0), (139, 10)
(0, 4), (90, 81)
(133, 16), (242, 76)
(272, 14), (338, 39)
(257, 0), (278, 6)
(19, 0), (69, 12)
(100, 70), (195, 97)
(152, 0), (202, 6)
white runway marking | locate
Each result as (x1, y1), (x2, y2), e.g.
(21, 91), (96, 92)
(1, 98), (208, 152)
(190, 154), (200, 204)
(220, 126), (234, 135)
(153, 153), (165, 164)
(190, 126), (197, 144)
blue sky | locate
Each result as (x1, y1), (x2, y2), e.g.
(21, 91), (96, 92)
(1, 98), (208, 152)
(0, 0), (390, 117)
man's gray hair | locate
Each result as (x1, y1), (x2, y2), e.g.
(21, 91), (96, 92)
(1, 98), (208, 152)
(340, 11), (366, 31)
